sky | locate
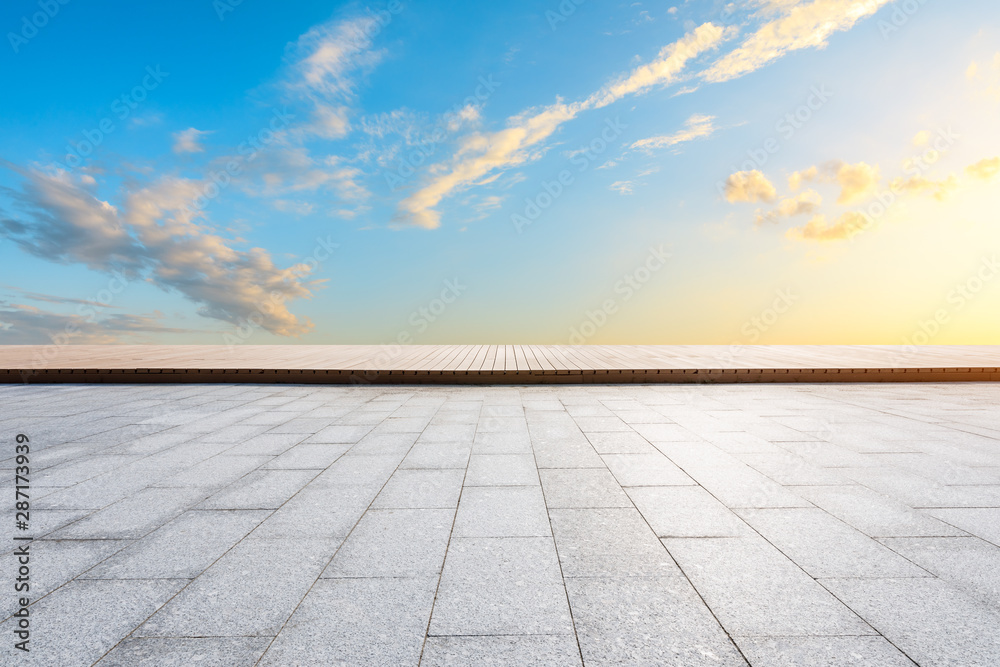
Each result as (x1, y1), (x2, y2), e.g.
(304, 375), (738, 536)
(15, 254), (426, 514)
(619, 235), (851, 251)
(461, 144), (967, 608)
(1, 0), (999, 346)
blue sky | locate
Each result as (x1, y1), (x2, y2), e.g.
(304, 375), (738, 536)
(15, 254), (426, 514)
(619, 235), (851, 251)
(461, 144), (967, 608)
(2, 0), (999, 346)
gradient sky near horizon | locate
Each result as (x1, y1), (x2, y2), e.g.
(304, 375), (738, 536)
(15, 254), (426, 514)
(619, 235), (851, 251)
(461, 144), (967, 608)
(1, 0), (999, 346)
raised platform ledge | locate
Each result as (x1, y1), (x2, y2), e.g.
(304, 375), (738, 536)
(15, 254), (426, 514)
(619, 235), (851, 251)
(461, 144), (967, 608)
(0, 344), (998, 384)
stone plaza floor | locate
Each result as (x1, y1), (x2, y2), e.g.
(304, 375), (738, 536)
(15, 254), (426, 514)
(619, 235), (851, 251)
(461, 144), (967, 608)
(2, 382), (999, 666)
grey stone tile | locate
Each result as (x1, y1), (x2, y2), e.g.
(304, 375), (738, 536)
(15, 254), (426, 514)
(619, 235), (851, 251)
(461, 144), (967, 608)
(631, 422), (697, 441)
(879, 536), (1000, 609)
(421, 635), (581, 666)
(794, 484), (966, 538)
(304, 423), (373, 443)
(0, 539), (130, 618)
(821, 576), (1000, 666)
(627, 486), (752, 537)
(152, 454), (273, 489)
(703, 431), (785, 453)
(0, 579), (184, 666)
(83, 509), (268, 580)
(602, 453), (694, 486)
(454, 486), (550, 537)
(324, 508), (453, 577)
(661, 449), (812, 508)
(268, 417), (337, 433)
(137, 538), (336, 637)
(539, 468), (632, 508)
(260, 577), (437, 666)
(430, 537), (573, 635)
(566, 576), (746, 666)
(841, 467), (1000, 508)
(734, 636), (915, 666)
(663, 536), (874, 637)
(419, 424), (477, 442)
(925, 508), (1000, 546)
(0, 508), (92, 540)
(225, 432), (306, 455)
(549, 508), (678, 577)
(348, 432), (419, 455)
(584, 431), (659, 454)
(532, 435), (605, 468)
(736, 508), (929, 578)
(96, 637), (271, 666)
(465, 454), (538, 486)
(401, 442), (472, 469)
(737, 451), (850, 485)
(50, 486), (210, 540)
(373, 468), (464, 509)
(198, 469), (316, 510)
(472, 430), (532, 453)
(34, 454), (141, 487)
(261, 443), (350, 469)
(251, 483), (376, 539)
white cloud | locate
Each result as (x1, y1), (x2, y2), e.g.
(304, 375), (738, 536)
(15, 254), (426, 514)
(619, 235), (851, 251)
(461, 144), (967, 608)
(2, 167), (319, 337)
(629, 113), (716, 153)
(702, 0), (892, 83)
(396, 22), (728, 228)
(966, 156), (1000, 181)
(610, 181), (635, 195)
(754, 188), (822, 225)
(789, 160), (880, 205)
(172, 128), (211, 154)
(0, 303), (200, 343)
(724, 169), (777, 203)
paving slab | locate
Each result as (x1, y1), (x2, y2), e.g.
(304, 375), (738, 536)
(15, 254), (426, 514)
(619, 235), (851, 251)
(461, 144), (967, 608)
(259, 577), (438, 666)
(83, 509), (269, 580)
(421, 635), (582, 666)
(733, 636), (916, 666)
(821, 576), (1000, 666)
(136, 538), (337, 637)
(323, 508), (453, 577)
(96, 637), (271, 666)
(566, 576), (747, 666)
(429, 536), (573, 636)
(663, 535), (875, 637)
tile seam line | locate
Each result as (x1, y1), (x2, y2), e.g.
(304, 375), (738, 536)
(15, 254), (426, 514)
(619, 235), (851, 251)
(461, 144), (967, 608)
(416, 399), (478, 666)
(248, 390), (439, 666)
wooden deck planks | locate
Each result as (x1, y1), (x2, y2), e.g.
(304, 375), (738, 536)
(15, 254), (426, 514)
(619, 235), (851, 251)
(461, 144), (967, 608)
(1, 345), (998, 384)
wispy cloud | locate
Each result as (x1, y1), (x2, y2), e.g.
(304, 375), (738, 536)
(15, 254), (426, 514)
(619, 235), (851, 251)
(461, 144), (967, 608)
(0, 303), (201, 344)
(789, 160), (880, 205)
(702, 0), (893, 83)
(629, 113), (716, 153)
(754, 189), (822, 226)
(395, 22), (729, 229)
(172, 127), (211, 154)
(286, 15), (385, 141)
